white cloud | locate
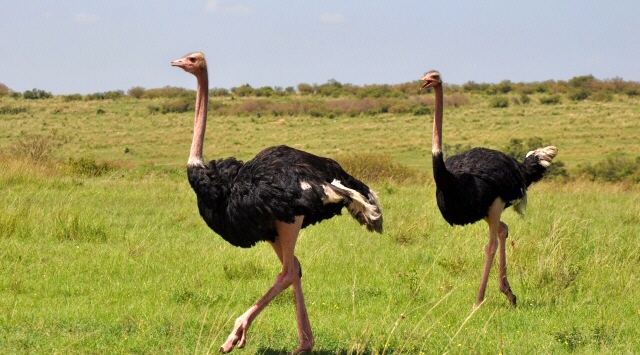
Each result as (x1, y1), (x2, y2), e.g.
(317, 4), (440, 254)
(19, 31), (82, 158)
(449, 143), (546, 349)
(206, 0), (254, 14)
(74, 12), (99, 23)
(319, 13), (345, 24)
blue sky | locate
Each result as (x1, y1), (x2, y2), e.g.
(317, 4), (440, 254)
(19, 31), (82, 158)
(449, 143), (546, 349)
(1, 1), (639, 94)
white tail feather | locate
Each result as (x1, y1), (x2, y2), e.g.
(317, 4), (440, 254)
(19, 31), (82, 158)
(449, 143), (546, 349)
(526, 146), (557, 168)
(324, 180), (382, 226)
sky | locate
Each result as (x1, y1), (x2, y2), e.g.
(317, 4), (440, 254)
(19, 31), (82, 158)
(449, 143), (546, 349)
(1, 1), (639, 94)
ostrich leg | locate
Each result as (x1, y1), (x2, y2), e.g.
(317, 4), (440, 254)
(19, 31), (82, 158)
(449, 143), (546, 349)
(219, 216), (313, 354)
(476, 199), (506, 307)
(497, 222), (517, 306)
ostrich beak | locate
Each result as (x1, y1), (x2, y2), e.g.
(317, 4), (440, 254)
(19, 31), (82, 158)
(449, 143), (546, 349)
(171, 59), (184, 67)
(420, 79), (434, 90)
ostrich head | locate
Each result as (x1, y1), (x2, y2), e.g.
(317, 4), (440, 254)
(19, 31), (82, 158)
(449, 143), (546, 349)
(420, 71), (442, 90)
(172, 52), (207, 76)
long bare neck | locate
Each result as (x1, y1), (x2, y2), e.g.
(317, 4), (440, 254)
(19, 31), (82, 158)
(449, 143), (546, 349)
(432, 85), (443, 154)
(188, 71), (209, 166)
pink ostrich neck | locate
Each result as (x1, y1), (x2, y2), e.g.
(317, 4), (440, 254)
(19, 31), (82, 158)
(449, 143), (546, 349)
(188, 71), (209, 166)
(432, 85), (444, 154)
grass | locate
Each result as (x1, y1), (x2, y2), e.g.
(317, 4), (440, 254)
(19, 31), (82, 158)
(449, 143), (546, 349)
(1, 93), (640, 353)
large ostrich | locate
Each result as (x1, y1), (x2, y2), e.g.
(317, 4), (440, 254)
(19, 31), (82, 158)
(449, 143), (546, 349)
(171, 52), (382, 354)
(420, 71), (556, 307)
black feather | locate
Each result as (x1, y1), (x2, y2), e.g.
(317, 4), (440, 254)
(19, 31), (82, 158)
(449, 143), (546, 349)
(433, 147), (549, 226)
(188, 145), (381, 248)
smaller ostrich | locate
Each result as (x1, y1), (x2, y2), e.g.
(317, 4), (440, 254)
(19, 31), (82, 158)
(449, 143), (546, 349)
(420, 70), (557, 307)
(172, 52), (382, 354)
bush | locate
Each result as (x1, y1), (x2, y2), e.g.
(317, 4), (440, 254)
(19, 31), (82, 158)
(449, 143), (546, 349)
(23, 88), (52, 100)
(128, 86), (146, 99)
(489, 96), (509, 108)
(625, 88), (639, 97)
(148, 104), (160, 114)
(161, 99), (192, 114)
(297, 83), (314, 95)
(0, 105), (28, 115)
(502, 137), (545, 161)
(62, 94), (83, 102)
(66, 156), (113, 177)
(210, 88), (230, 97)
(231, 84), (255, 97)
(10, 133), (61, 162)
(0, 83), (9, 96)
(568, 89), (590, 101)
(388, 103), (412, 114)
(590, 91), (613, 102)
(578, 155), (640, 183)
(85, 90), (124, 101)
(412, 105), (431, 116)
(144, 86), (193, 99)
(539, 94), (561, 105)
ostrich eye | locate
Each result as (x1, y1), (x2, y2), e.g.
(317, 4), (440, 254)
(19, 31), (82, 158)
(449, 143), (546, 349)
(188, 57), (196, 63)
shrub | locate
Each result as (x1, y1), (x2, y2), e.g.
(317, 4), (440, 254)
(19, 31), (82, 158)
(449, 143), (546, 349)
(546, 160), (569, 179)
(144, 86), (193, 99)
(23, 88), (52, 100)
(568, 89), (590, 101)
(128, 86), (146, 99)
(412, 105), (431, 116)
(255, 86), (274, 97)
(10, 133), (61, 162)
(210, 88), (230, 97)
(446, 93), (470, 107)
(388, 103), (412, 114)
(148, 104), (160, 114)
(489, 96), (509, 108)
(578, 155), (640, 183)
(0, 105), (28, 115)
(590, 91), (613, 102)
(62, 94), (83, 102)
(85, 90), (124, 100)
(539, 94), (561, 105)
(568, 74), (595, 89)
(625, 88), (639, 97)
(66, 156), (113, 177)
(0, 83), (9, 96)
(520, 93), (531, 104)
(297, 83), (314, 95)
(502, 137), (545, 161)
(231, 84), (255, 97)
(161, 99), (192, 114)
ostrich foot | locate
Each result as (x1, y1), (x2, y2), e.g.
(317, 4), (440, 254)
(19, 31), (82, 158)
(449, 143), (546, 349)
(472, 299), (484, 310)
(292, 344), (313, 355)
(219, 317), (250, 353)
(500, 286), (517, 307)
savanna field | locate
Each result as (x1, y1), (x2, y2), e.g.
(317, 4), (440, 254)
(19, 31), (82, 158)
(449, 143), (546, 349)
(1, 78), (640, 354)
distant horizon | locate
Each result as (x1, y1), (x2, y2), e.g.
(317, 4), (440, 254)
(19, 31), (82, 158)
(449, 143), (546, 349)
(4, 73), (637, 96)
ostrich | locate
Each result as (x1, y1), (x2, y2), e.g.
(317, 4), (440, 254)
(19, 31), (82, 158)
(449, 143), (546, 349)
(171, 52), (382, 354)
(420, 71), (557, 307)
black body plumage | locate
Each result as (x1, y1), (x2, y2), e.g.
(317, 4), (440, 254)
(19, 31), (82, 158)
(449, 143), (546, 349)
(432, 147), (549, 226)
(187, 145), (378, 248)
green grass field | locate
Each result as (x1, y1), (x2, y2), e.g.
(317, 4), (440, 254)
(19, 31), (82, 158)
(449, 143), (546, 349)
(1, 93), (639, 354)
